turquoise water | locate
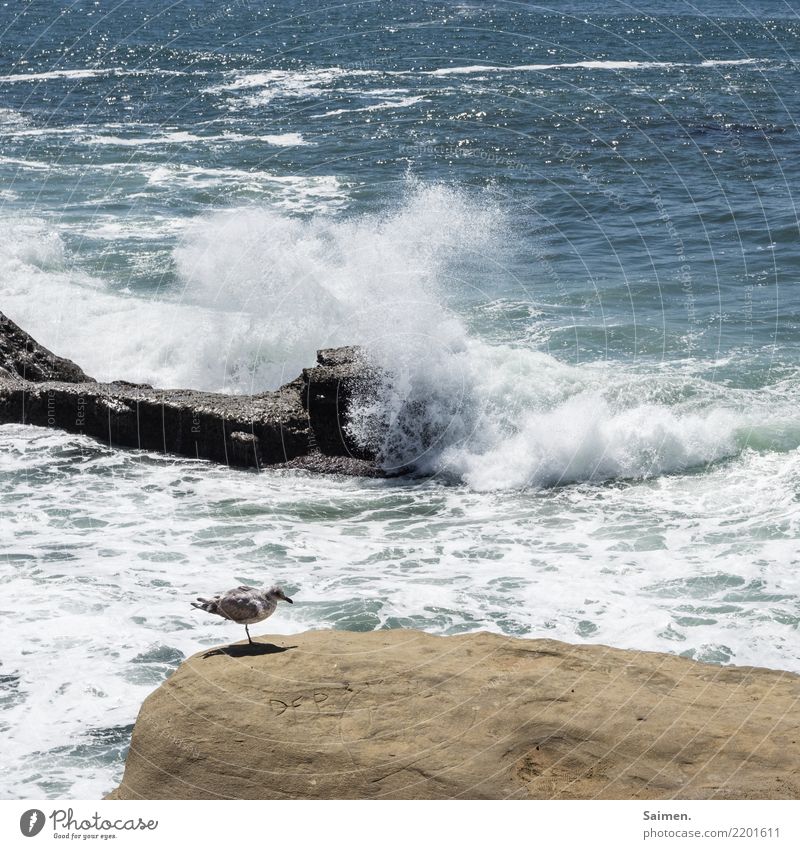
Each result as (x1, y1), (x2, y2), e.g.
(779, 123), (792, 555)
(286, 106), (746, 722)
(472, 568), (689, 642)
(1, 0), (799, 798)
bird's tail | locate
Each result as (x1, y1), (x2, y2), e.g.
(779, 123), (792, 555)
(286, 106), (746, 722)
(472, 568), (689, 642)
(191, 597), (220, 615)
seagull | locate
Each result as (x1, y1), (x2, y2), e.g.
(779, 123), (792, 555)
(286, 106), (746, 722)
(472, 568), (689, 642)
(191, 585), (293, 644)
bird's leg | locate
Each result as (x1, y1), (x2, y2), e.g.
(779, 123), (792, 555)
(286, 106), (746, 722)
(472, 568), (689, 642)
(245, 624), (252, 645)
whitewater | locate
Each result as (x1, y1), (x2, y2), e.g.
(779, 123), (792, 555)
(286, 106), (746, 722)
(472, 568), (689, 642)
(2, 0), (800, 799)
(4, 185), (798, 490)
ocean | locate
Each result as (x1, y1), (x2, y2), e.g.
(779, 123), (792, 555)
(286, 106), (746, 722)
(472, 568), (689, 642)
(1, 0), (799, 798)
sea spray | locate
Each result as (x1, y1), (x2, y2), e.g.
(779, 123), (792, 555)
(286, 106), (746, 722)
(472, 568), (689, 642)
(172, 186), (800, 487)
(0, 217), (66, 270)
(347, 337), (800, 489)
(173, 181), (502, 382)
(0, 185), (501, 392)
(3, 190), (800, 490)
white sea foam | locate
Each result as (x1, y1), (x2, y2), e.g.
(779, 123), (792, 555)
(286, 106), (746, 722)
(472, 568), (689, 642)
(0, 216), (253, 389)
(424, 58), (763, 75)
(347, 328), (800, 490)
(9, 125), (90, 138)
(0, 107), (29, 127)
(139, 164), (345, 211)
(203, 66), (377, 104)
(0, 185), (492, 389)
(0, 67), (122, 83)
(170, 183), (497, 388)
(0, 66), (186, 83)
(436, 377), (770, 490)
(0, 217), (66, 268)
(81, 130), (309, 147)
(0, 155), (52, 171)
(82, 131), (208, 147)
(699, 58), (763, 66)
(257, 132), (310, 146)
(0, 423), (798, 798)
(312, 95), (427, 118)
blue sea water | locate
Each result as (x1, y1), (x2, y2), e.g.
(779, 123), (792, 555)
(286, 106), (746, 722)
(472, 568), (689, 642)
(1, 0), (799, 797)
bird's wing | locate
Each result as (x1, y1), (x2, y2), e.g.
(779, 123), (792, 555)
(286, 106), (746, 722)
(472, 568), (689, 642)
(236, 585), (258, 592)
(217, 593), (263, 621)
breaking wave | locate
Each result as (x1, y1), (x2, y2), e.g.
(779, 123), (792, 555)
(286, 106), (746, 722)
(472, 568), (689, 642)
(3, 185), (798, 490)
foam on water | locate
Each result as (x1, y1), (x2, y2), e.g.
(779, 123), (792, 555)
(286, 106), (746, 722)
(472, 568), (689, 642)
(0, 67), (187, 83)
(348, 332), (800, 489)
(0, 107), (29, 127)
(0, 68), (121, 83)
(160, 187), (790, 492)
(258, 132), (310, 146)
(424, 58), (765, 75)
(312, 95), (427, 118)
(170, 182), (500, 387)
(82, 130), (310, 147)
(143, 165), (344, 210)
(0, 155), (52, 171)
(0, 422), (798, 797)
(0, 218), (66, 269)
(0, 217), (261, 389)
(203, 67), (378, 104)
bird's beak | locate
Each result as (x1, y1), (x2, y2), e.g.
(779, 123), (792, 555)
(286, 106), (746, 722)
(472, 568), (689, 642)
(284, 595), (294, 604)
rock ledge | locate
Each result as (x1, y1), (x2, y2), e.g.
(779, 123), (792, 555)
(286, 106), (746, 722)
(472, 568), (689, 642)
(0, 310), (382, 474)
(108, 629), (800, 800)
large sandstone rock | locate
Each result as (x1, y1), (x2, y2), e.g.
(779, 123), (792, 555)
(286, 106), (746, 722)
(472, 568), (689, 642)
(107, 630), (800, 800)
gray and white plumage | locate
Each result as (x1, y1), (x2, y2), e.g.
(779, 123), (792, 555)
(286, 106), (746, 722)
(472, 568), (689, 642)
(191, 585), (293, 643)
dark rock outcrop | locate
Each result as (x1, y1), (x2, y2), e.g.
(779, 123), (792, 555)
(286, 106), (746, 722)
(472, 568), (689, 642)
(0, 310), (94, 383)
(301, 346), (378, 459)
(107, 630), (800, 800)
(0, 376), (311, 467)
(0, 310), (382, 474)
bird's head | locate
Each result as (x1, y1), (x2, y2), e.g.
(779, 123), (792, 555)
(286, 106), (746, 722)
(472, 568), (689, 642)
(268, 586), (293, 604)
